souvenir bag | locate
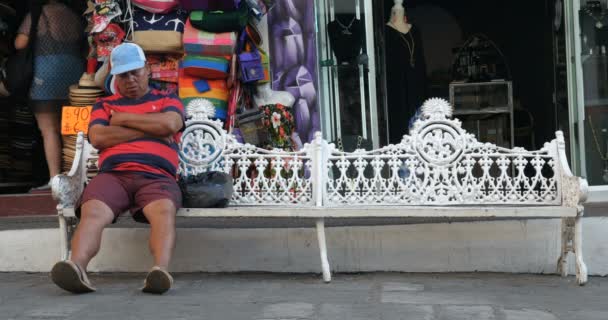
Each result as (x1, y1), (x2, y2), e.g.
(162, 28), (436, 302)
(180, 55), (230, 79)
(132, 0), (179, 14)
(180, 0), (239, 12)
(183, 18), (237, 56)
(4, 6), (41, 96)
(237, 32), (264, 83)
(188, 4), (248, 33)
(244, 41), (270, 84)
(132, 8), (186, 53)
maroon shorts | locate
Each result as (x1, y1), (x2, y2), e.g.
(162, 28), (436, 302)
(76, 171), (182, 223)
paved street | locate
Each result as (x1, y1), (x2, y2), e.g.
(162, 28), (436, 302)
(0, 272), (606, 319)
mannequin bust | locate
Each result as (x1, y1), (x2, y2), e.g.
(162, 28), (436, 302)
(254, 82), (296, 108)
(386, 0), (412, 34)
(384, 0), (427, 144)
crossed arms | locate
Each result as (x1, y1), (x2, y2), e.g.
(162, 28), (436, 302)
(89, 112), (183, 150)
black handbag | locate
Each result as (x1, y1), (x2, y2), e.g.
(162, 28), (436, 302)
(4, 7), (41, 96)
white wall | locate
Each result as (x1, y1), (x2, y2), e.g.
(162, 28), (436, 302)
(1, 217), (608, 276)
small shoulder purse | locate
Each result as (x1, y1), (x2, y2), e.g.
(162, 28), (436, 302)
(237, 32), (264, 83)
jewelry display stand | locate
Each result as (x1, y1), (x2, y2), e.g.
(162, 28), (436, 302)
(449, 81), (514, 149)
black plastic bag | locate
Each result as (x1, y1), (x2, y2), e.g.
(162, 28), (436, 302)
(179, 171), (234, 208)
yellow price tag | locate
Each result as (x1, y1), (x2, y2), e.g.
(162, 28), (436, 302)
(61, 106), (93, 135)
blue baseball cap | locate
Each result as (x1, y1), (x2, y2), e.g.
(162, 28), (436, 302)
(110, 43), (147, 76)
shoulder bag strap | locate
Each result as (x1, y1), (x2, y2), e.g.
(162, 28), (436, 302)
(26, 5), (43, 51)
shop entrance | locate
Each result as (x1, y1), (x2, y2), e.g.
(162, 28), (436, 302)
(316, 0), (568, 154)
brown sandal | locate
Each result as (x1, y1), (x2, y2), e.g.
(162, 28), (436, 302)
(142, 266), (173, 294)
(50, 260), (96, 294)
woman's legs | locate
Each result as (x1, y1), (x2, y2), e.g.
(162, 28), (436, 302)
(32, 100), (63, 179)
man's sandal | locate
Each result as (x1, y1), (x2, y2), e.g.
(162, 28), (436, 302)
(142, 266), (173, 294)
(50, 260), (96, 294)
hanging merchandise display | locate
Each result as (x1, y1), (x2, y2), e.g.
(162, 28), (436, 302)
(56, 0), (285, 169)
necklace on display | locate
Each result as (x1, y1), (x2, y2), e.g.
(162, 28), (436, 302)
(585, 6), (606, 29)
(398, 32), (416, 67)
(336, 16), (356, 35)
(587, 115), (608, 182)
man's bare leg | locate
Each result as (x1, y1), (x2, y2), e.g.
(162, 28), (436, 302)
(70, 200), (115, 271)
(141, 199), (176, 294)
(51, 199), (113, 293)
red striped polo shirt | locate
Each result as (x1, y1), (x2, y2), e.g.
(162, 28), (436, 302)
(89, 89), (185, 179)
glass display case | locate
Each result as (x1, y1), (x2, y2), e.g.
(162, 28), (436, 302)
(576, 0), (608, 186)
(449, 81), (514, 148)
(315, 0), (382, 150)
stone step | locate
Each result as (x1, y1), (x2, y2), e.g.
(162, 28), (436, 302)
(0, 192), (56, 217)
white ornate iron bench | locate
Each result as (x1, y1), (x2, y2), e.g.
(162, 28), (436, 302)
(51, 99), (589, 285)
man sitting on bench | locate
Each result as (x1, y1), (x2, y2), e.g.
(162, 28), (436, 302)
(50, 43), (185, 295)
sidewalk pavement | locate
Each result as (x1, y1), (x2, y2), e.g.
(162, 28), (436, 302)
(0, 272), (606, 320)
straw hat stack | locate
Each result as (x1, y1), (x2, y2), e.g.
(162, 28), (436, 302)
(62, 74), (105, 173)
(68, 73), (104, 106)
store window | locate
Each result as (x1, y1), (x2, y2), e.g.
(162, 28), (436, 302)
(574, 0), (608, 187)
(315, 0), (568, 156)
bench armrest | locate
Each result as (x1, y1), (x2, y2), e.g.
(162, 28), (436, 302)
(51, 132), (93, 211)
(555, 131), (589, 211)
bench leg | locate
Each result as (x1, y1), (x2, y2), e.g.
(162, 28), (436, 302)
(58, 214), (70, 261)
(316, 219), (331, 283)
(557, 218), (570, 277)
(574, 216), (588, 286)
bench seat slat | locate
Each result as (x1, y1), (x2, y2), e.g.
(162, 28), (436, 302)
(60, 206), (577, 219)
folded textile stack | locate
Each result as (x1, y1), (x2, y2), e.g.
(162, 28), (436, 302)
(180, 13), (239, 122)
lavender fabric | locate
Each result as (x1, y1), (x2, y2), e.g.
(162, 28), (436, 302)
(268, 0), (319, 143)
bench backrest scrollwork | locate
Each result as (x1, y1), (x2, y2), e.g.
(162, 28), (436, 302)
(179, 98), (574, 208)
(324, 98), (563, 206)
